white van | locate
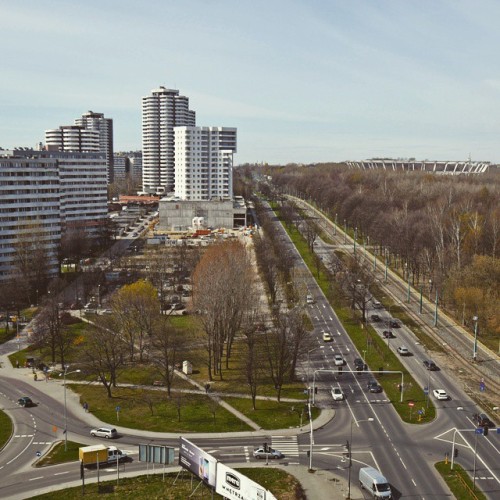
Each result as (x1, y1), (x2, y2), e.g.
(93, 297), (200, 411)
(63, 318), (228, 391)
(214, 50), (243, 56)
(359, 467), (392, 498)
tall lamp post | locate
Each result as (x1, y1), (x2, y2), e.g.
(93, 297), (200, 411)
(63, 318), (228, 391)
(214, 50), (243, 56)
(347, 418), (374, 499)
(60, 365), (81, 451)
(472, 316), (479, 362)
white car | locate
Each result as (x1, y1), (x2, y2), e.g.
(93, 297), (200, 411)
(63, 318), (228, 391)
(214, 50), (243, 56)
(306, 294), (315, 304)
(322, 331), (332, 342)
(334, 354), (344, 366)
(433, 389), (449, 401)
(331, 387), (344, 401)
(90, 427), (118, 439)
(397, 346), (410, 356)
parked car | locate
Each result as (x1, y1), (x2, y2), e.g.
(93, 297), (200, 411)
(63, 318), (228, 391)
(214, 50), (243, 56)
(367, 381), (382, 393)
(473, 413), (495, 428)
(370, 314), (381, 322)
(397, 346), (410, 356)
(17, 396), (35, 407)
(334, 354), (344, 366)
(322, 331), (333, 342)
(423, 360), (438, 371)
(382, 330), (394, 339)
(433, 389), (450, 400)
(253, 447), (283, 459)
(331, 387), (344, 401)
(90, 427), (118, 439)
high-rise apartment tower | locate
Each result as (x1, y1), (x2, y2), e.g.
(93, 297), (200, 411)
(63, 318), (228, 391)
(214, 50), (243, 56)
(142, 86), (195, 194)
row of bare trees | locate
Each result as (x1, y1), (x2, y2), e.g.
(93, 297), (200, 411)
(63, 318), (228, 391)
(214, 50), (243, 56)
(265, 165), (499, 337)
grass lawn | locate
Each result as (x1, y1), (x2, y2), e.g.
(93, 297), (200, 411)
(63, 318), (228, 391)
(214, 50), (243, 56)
(69, 385), (252, 433)
(0, 410), (13, 450)
(435, 461), (487, 500)
(272, 203), (436, 423)
(0, 327), (16, 345)
(225, 397), (320, 430)
(36, 440), (86, 467)
(30, 467), (304, 499)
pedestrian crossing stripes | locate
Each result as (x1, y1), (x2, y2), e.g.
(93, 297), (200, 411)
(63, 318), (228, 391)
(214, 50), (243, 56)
(271, 435), (299, 457)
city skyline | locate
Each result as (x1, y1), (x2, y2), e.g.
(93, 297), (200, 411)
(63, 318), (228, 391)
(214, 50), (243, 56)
(2, 0), (500, 164)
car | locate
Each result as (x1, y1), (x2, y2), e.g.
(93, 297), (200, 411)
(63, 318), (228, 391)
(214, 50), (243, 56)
(389, 320), (400, 328)
(397, 346), (410, 356)
(423, 360), (438, 371)
(17, 396), (35, 407)
(353, 358), (365, 370)
(253, 447), (283, 459)
(373, 301), (383, 309)
(432, 389), (449, 400)
(367, 381), (382, 393)
(322, 331), (333, 342)
(334, 354), (344, 366)
(370, 314), (381, 322)
(473, 413), (495, 428)
(382, 330), (394, 339)
(306, 294), (315, 304)
(90, 427), (118, 439)
(331, 387), (344, 401)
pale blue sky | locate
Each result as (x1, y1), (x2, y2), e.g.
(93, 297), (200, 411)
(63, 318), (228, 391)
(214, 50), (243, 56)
(2, 0), (500, 164)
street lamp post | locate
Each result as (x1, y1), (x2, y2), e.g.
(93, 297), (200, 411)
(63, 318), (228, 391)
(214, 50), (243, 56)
(433, 289), (438, 327)
(307, 347), (318, 384)
(347, 418), (374, 499)
(344, 220), (347, 244)
(419, 286), (423, 314)
(472, 316), (479, 362)
(353, 227), (357, 254)
(60, 366), (81, 451)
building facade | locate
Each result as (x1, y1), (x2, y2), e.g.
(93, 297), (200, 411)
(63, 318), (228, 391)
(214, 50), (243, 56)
(45, 125), (99, 153)
(75, 111), (114, 183)
(142, 86), (196, 195)
(174, 126), (237, 201)
(0, 151), (61, 283)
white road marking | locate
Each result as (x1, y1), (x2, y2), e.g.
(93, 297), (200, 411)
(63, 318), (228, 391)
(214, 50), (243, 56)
(29, 477), (43, 481)
(54, 471), (69, 476)
(412, 479), (417, 486)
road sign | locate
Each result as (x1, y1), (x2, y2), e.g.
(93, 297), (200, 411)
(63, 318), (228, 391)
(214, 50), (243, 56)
(475, 428), (484, 434)
(116, 406), (121, 412)
(36, 451), (41, 457)
(497, 428), (500, 434)
(408, 401), (415, 407)
(418, 410), (423, 415)
(423, 387), (429, 395)
(479, 382), (486, 392)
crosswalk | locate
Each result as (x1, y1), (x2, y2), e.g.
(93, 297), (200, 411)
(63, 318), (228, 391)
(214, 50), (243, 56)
(272, 435), (299, 461)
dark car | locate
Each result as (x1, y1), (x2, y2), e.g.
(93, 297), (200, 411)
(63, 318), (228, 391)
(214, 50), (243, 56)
(382, 330), (394, 338)
(353, 358), (365, 371)
(17, 397), (35, 407)
(370, 314), (381, 322)
(423, 360), (438, 371)
(473, 413), (495, 428)
(389, 320), (400, 328)
(367, 381), (382, 393)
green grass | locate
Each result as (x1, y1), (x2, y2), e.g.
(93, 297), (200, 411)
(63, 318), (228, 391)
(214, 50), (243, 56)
(272, 203), (436, 423)
(0, 327), (16, 345)
(70, 385), (252, 433)
(36, 440), (86, 467)
(435, 461), (487, 500)
(225, 397), (320, 430)
(0, 410), (13, 450)
(30, 468), (304, 499)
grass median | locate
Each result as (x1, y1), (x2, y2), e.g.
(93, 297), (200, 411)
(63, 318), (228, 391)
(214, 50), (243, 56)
(272, 202), (436, 423)
(30, 467), (304, 499)
(435, 461), (486, 500)
(70, 385), (252, 433)
(0, 410), (13, 450)
(36, 440), (86, 467)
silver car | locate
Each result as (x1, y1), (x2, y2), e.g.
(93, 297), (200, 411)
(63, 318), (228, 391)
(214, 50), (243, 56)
(253, 447), (283, 459)
(90, 427), (118, 439)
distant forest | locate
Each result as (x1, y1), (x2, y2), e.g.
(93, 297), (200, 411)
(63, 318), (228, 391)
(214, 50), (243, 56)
(250, 163), (500, 344)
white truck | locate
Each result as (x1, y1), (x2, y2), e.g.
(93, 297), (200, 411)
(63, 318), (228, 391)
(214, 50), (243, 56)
(359, 467), (392, 499)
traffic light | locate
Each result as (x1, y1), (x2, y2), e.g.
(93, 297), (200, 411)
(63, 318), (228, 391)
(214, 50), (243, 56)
(454, 448), (458, 458)
(314, 387), (318, 394)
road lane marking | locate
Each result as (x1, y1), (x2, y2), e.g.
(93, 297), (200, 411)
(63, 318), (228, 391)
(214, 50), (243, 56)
(29, 477), (43, 481)
(54, 471), (69, 476)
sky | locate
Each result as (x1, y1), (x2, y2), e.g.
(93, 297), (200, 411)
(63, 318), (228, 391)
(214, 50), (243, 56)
(1, 0), (500, 164)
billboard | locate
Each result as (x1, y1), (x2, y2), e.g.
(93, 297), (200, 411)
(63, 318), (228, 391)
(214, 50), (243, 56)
(216, 463), (273, 500)
(179, 437), (217, 487)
